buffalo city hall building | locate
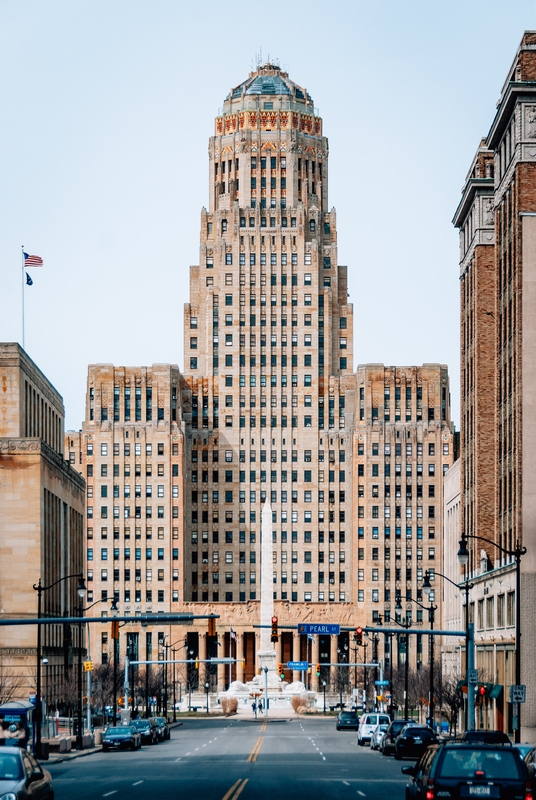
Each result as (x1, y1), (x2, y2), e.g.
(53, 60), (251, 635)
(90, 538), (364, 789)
(68, 64), (454, 694)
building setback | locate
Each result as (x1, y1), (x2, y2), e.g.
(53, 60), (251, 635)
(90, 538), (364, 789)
(67, 364), (184, 671)
(0, 343), (85, 701)
(453, 30), (536, 739)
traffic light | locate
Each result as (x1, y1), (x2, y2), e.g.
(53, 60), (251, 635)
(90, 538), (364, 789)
(278, 663), (284, 679)
(355, 626), (363, 646)
(195, 658), (199, 669)
(111, 620), (119, 640)
(83, 661), (93, 672)
(271, 615), (279, 642)
(208, 616), (216, 637)
(242, 659), (246, 669)
(316, 664), (321, 677)
(476, 684), (488, 702)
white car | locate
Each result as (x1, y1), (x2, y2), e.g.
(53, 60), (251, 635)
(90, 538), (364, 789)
(357, 712), (391, 746)
(370, 722), (389, 750)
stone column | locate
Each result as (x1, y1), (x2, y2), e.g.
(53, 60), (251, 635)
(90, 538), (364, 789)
(237, 634), (245, 683)
(312, 636), (321, 691)
(292, 632), (301, 683)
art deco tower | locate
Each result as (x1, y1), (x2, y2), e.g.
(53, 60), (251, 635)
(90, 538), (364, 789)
(182, 63), (355, 609)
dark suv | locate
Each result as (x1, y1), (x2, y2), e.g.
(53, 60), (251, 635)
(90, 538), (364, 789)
(402, 742), (532, 800)
(382, 719), (418, 756)
(131, 718), (158, 745)
(459, 730), (511, 745)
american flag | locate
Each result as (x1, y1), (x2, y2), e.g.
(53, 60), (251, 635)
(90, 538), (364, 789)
(23, 252), (43, 267)
(230, 627), (237, 641)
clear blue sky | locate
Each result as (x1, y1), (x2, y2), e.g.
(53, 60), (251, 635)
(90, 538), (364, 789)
(1, 0), (535, 430)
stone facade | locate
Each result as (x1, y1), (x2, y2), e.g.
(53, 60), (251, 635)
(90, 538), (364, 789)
(453, 31), (536, 739)
(0, 343), (85, 701)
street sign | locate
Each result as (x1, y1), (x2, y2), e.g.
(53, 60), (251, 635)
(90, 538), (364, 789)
(468, 669), (479, 684)
(287, 661), (308, 670)
(510, 685), (526, 703)
(375, 680), (389, 686)
(297, 623), (340, 635)
(210, 657), (235, 664)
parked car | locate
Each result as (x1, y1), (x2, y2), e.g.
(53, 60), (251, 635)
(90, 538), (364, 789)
(102, 725), (141, 751)
(0, 747), (53, 798)
(381, 719), (419, 756)
(402, 742), (530, 800)
(394, 725), (438, 760)
(459, 729), (511, 744)
(523, 745), (536, 795)
(131, 717), (159, 745)
(336, 711), (359, 731)
(370, 723), (389, 750)
(153, 716), (171, 741)
(357, 712), (391, 746)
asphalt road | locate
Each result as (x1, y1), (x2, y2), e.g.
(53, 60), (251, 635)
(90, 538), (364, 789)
(47, 718), (409, 800)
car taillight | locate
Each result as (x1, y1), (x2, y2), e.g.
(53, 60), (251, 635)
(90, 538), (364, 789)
(425, 780), (435, 800)
(525, 783), (533, 800)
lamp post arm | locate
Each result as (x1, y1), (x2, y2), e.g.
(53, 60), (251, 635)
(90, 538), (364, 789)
(32, 572), (84, 596)
(463, 534), (527, 560)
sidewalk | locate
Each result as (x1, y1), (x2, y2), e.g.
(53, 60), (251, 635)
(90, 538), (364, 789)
(45, 721), (183, 763)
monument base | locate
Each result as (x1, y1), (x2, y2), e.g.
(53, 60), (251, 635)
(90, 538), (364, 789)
(254, 649), (283, 689)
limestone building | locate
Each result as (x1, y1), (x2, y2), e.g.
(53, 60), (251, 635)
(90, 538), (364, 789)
(0, 343), (85, 701)
(453, 30), (536, 739)
(67, 363), (184, 673)
(69, 64), (456, 697)
(354, 364), (454, 684)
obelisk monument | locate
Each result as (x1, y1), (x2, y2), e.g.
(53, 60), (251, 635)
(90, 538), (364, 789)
(257, 499), (279, 685)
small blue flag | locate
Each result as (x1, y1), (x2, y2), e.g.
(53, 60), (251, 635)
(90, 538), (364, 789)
(25, 272), (33, 286)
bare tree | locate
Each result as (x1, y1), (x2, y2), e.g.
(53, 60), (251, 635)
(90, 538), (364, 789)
(0, 658), (24, 704)
(438, 670), (464, 735)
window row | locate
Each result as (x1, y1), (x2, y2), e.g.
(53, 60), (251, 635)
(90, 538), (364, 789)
(87, 506), (179, 519)
(87, 442), (179, 457)
(87, 547), (179, 561)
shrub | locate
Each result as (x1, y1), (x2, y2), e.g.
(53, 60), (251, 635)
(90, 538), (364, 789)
(221, 697), (238, 715)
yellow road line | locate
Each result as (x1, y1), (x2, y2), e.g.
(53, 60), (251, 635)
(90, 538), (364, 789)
(222, 778), (249, 800)
(247, 735), (264, 762)
(260, 722), (267, 732)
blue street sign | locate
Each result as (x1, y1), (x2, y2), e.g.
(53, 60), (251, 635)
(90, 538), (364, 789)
(297, 623), (340, 635)
(375, 680), (390, 686)
(287, 661), (309, 670)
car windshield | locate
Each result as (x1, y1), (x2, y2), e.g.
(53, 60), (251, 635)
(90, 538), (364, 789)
(440, 749), (521, 779)
(105, 728), (132, 737)
(340, 713), (357, 720)
(154, 718), (165, 724)
(0, 752), (23, 780)
(406, 728), (432, 736)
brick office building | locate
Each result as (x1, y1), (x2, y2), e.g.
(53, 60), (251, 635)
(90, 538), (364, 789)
(453, 31), (536, 739)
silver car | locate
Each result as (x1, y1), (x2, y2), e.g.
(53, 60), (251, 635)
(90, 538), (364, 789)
(0, 748), (54, 798)
(370, 723), (389, 750)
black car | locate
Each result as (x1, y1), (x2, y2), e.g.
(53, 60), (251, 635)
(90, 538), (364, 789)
(523, 746), (536, 795)
(102, 725), (141, 751)
(403, 742), (531, 800)
(0, 748), (53, 799)
(394, 725), (438, 760)
(382, 719), (418, 756)
(336, 711), (359, 731)
(459, 729), (511, 745)
(131, 717), (159, 745)
(153, 716), (171, 741)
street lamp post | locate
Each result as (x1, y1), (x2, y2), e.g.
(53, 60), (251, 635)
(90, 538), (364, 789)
(163, 635), (169, 720)
(32, 572), (86, 758)
(205, 681), (210, 715)
(457, 536), (526, 743)
(111, 598), (119, 727)
(394, 596), (411, 720)
(422, 568), (474, 731)
(322, 681), (326, 713)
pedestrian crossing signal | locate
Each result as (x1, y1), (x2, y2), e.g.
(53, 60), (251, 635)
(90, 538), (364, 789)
(83, 661), (93, 672)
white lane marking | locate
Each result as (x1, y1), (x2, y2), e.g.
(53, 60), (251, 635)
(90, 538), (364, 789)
(343, 781), (350, 786)
(132, 781), (144, 785)
(202, 744), (206, 747)
(185, 751), (191, 755)
(174, 757), (181, 762)
(322, 755), (326, 760)
(103, 793), (118, 797)
(195, 747), (200, 751)
(358, 792), (366, 796)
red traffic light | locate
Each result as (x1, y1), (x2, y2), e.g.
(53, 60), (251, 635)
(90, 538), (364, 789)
(271, 616), (279, 642)
(272, 616), (278, 624)
(355, 626), (363, 646)
(478, 685), (486, 696)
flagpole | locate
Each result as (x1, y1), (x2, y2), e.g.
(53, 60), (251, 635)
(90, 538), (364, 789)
(21, 245), (25, 350)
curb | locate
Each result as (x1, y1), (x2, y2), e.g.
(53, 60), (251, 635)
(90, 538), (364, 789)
(48, 722), (184, 763)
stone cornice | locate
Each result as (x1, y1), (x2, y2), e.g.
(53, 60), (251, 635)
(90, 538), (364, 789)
(487, 82), (536, 149)
(0, 438), (85, 491)
(452, 178), (494, 229)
